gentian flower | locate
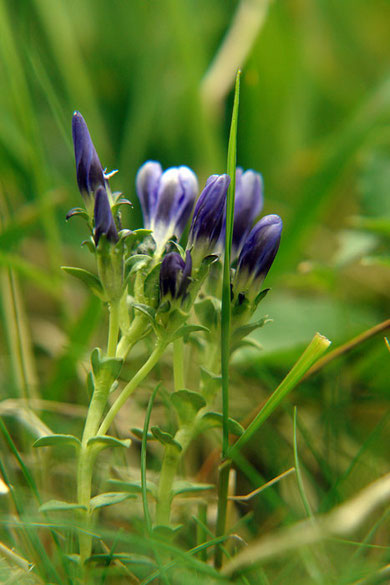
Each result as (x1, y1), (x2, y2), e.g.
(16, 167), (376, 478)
(234, 214), (282, 298)
(136, 162), (198, 249)
(72, 112), (105, 209)
(187, 174), (230, 265)
(94, 186), (119, 245)
(231, 168), (264, 257)
(160, 251), (192, 300)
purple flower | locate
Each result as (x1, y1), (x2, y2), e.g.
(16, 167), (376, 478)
(187, 174), (230, 263)
(136, 162), (198, 248)
(160, 251), (192, 300)
(94, 186), (118, 245)
(216, 168), (263, 258)
(72, 112), (105, 204)
(234, 214), (282, 296)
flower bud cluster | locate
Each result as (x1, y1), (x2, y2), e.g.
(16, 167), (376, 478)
(69, 112), (282, 340)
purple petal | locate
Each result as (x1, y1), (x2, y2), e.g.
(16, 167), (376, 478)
(236, 214), (282, 286)
(136, 161), (163, 228)
(72, 112), (105, 198)
(232, 169), (263, 254)
(94, 187), (118, 245)
(188, 174), (230, 250)
(159, 252), (186, 298)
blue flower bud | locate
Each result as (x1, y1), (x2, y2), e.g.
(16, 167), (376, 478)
(234, 214), (282, 296)
(160, 251), (192, 300)
(187, 174), (230, 264)
(233, 168), (264, 255)
(216, 168), (264, 258)
(72, 112), (105, 206)
(136, 161), (198, 248)
(94, 186), (119, 245)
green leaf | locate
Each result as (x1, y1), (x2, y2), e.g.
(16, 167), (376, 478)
(126, 254), (151, 274)
(171, 389), (206, 425)
(200, 367), (221, 402)
(82, 238), (97, 254)
(167, 240), (185, 256)
(130, 427), (154, 441)
(151, 426), (182, 451)
(111, 198), (133, 214)
(232, 317), (270, 343)
(253, 288), (270, 308)
(89, 492), (134, 511)
(229, 332), (331, 459)
(90, 347), (123, 378)
(143, 262), (162, 301)
(108, 478), (157, 497)
(33, 434), (81, 449)
(39, 500), (87, 513)
(90, 347), (102, 376)
(197, 254), (219, 281)
(65, 207), (90, 222)
(199, 412), (244, 437)
(87, 436), (131, 450)
(131, 302), (156, 324)
(232, 338), (264, 353)
(171, 324), (209, 342)
(152, 524), (183, 540)
(61, 266), (104, 298)
(194, 297), (220, 329)
(87, 371), (94, 397)
(172, 480), (214, 497)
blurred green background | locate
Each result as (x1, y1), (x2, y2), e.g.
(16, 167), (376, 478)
(0, 0), (389, 580)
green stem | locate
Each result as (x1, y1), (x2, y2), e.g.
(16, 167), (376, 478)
(156, 445), (180, 526)
(155, 425), (193, 526)
(98, 342), (167, 436)
(214, 459), (232, 569)
(107, 301), (120, 358)
(116, 314), (148, 360)
(173, 337), (185, 390)
(76, 447), (95, 563)
(76, 300), (122, 567)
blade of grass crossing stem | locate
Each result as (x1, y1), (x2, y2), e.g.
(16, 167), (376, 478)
(221, 69), (240, 458)
(141, 385), (160, 533)
(229, 333), (331, 459)
(141, 384), (170, 585)
(215, 70), (240, 570)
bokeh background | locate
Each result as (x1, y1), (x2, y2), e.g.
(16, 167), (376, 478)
(0, 0), (389, 581)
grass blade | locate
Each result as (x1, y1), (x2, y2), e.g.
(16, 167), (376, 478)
(229, 333), (331, 459)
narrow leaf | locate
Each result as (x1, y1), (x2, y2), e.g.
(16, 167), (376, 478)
(61, 266), (104, 298)
(33, 434), (81, 449)
(87, 436), (131, 449)
(39, 500), (87, 513)
(90, 492), (134, 511)
(229, 333), (331, 458)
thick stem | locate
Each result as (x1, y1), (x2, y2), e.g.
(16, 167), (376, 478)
(76, 447), (94, 562)
(77, 301), (121, 567)
(116, 315), (148, 360)
(107, 301), (120, 358)
(173, 337), (185, 390)
(155, 445), (180, 526)
(98, 342), (167, 436)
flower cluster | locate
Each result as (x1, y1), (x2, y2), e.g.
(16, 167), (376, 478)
(69, 111), (282, 326)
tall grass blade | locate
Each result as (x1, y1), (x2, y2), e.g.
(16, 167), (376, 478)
(229, 333), (331, 459)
